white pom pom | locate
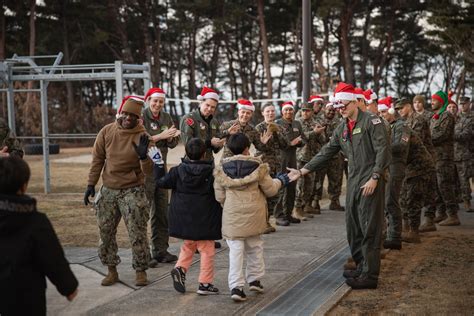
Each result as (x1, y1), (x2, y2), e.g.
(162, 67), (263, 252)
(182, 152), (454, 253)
(388, 108), (395, 115)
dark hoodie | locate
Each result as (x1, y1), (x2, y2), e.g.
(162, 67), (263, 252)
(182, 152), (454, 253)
(0, 194), (78, 316)
(155, 159), (222, 240)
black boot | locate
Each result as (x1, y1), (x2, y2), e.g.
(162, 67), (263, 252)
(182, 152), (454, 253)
(345, 276), (378, 289)
(383, 239), (402, 250)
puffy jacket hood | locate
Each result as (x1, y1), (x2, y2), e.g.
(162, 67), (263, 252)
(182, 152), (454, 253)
(0, 194), (37, 236)
(177, 159), (214, 190)
(215, 155), (270, 188)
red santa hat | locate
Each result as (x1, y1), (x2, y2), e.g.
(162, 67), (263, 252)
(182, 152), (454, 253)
(309, 95), (324, 103)
(144, 87), (166, 101)
(333, 82), (356, 107)
(354, 88), (365, 100)
(197, 86), (219, 101)
(377, 96), (395, 114)
(116, 95), (145, 118)
(364, 89), (377, 104)
(237, 99), (255, 112)
(281, 101), (295, 111)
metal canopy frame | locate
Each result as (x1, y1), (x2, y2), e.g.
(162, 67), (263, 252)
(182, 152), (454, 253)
(0, 52), (151, 193)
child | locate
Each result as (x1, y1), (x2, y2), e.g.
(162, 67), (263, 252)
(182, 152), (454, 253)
(153, 138), (222, 295)
(213, 133), (289, 302)
(0, 156), (78, 315)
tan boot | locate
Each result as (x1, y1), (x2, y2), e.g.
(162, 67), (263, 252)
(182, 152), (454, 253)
(402, 228), (421, 243)
(302, 205), (314, 218)
(101, 266), (119, 286)
(402, 219), (409, 233)
(135, 270), (148, 286)
(419, 217), (437, 233)
(438, 214), (461, 226)
(434, 211), (448, 223)
(264, 222), (276, 234)
(344, 257), (356, 270)
(463, 200), (474, 212)
(329, 199), (345, 211)
(292, 207), (307, 221)
(309, 200), (322, 214)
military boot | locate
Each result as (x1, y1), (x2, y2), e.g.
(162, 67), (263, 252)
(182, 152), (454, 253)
(343, 257), (357, 270)
(136, 270), (148, 286)
(402, 219), (409, 233)
(463, 200), (474, 212)
(302, 205), (314, 218)
(305, 204), (320, 215)
(310, 200), (322, 214)
(438, 214), (461, 226)
(264, 222), (276, 234)
(402, 227), (421, 243)
(434, 211), (448, 223)
(292, 207), (307, 221)
(419, 217), (437, 233)
(101, 266), (119, 286)
(329, 199), (345, 211)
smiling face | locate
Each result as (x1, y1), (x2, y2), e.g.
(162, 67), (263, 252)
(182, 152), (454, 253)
(397, 103), (412, 119)
(413, 100), (424, 112)
(148, 96), (165, 116)
(199, 98), (218, 117)
(118, 111), (139, 129)
(447, 103), (457, 115)
(337, 100), (358, 119)
(324, 106), (336, 119)
(262, 105), (276, 122)
(238, 108), (253, 124)
(282, 107), (295, 121)
(301, 109), (313, 120)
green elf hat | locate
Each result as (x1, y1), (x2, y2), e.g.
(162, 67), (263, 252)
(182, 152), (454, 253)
(431, 90), (448, 119)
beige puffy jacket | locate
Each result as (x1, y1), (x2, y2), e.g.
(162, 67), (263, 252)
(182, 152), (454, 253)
(213, 155), (282, 240)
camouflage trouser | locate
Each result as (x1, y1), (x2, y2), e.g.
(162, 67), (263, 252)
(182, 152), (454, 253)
(384, 163), (405, 242)
(455, 161), (472, 202)
(145, 175), (170, 258)
(274, 151), (296, 219)
(295, 161), (315, 208)
(400, 174), (429, 229)
(266, 170), (278, 220)
(95, 185), (150, 271)
(310, 170), (325, 202)
(319, 157), (344, 201)
(423, 171), (439, 211)
(425, 160), (459, 218)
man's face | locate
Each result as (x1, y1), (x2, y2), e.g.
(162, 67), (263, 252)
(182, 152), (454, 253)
(337, 100), (357, 119)
(118, 111), (139, 129)
(282, 107), (294, 120)
(447, 103), (457, 115)
(366, 102), (378, 114)
(301, 109), (313, 120)
(460, 100), (470, 113)
(413, 100), (424, 112)
(431, 98), (443, 111)
(397, 104), (411, 119)
(324, 106), (336, 119)
(199, 99), (218, 117)
(238, 108), (253, 124)
(379, 109), (394, 122)
(148, 97), (165, 115)
(262, 105), (276, 122)
(313, 102), (322, 114)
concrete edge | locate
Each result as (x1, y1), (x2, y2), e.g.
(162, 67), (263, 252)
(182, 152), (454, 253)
(312, 283), (351, 316)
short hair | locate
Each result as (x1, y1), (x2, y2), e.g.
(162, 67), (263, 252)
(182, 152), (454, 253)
(261, 103), (275, 112)
(0, 156), (31, 194)
(185, 138), (206, 160)
(227, 133), (250, 155)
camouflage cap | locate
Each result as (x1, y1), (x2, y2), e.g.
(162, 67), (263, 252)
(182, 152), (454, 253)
(394, 98), (411, 109)
(300, 103), (313, 111)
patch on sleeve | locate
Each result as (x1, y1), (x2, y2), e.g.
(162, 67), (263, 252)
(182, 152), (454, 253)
(185, 118), (194, 127)
(371, 118), (382, 125)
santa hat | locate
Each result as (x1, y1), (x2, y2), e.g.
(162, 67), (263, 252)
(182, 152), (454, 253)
(333, 82), (356, 107)
(116, 96), (145, 118)
(237, 99), (255, 112)
(281, 101), (295, 111)
(144, 87), (166, 101)
(197, 86), (219, 101)
(309, 95), (324, 103)
(354, 88), (365, 100)
(325, 102), (334, 108)
(448, 91), (457, 106)
(377, 96), (395, 114)
(364, 89), (377, 104)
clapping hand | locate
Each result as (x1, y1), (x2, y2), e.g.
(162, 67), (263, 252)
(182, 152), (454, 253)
(0, 146), (9, 157)
(290, 136), (302, 146)
(211, 137), (225, 148)
(313, 125), (326, 134)
(227, 123), (240, 135)
(260, 129), (273, 144)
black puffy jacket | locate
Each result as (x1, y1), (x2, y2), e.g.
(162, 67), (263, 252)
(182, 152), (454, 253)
(155, 159), (222, 240)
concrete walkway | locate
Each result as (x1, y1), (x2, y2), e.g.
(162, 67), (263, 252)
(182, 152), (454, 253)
(46, 200), (348, 316)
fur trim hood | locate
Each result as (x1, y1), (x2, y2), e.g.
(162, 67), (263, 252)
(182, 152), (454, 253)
(214, 155), (270, 188)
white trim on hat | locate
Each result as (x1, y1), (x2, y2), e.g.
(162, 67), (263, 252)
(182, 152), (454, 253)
(378, 104), (389, 111)
(237, 103), (255, 112)
(309, 97), (324, 103)
(371, 92), (377, 100)
(334, 92), (356, 101)
(356, 93), (365, 99)
(282, 103), (295, 111)
(149, 92), (166, 99)
(197, 92), (219, 101)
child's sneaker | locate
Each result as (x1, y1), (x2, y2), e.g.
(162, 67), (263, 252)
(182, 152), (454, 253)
(231, 287), (247, 302)
(249, 280), (264, 293)
(196, 283), (219, 295)
(171, 267), (186, 293)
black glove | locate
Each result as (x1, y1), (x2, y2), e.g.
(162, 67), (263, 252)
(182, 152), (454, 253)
(84, 185), (95, 206)
(133, 134), (150, 160)
(275, 172), (290, 187)
(153, 164), (166, 182)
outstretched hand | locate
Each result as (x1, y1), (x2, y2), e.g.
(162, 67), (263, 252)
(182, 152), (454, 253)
(286, 167), (302, 182)
(133, 134), (150, 160)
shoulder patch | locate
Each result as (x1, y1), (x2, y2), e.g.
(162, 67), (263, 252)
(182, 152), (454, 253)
(185, 118), (195, 127)
(371, 118), (382, 125)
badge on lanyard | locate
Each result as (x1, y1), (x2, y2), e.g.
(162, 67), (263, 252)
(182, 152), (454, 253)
(200, 123), (206, 130)
(293, 128), (299, 132)
(150, 122), (158, 130)
(352, 127), (362, 135)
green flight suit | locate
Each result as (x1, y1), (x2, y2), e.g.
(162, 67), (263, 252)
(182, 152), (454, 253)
(142, 108), (179, 257)
(304, 110), (391, 281)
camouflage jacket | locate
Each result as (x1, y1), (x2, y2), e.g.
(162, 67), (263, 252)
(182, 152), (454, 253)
(254, 121), (289, 175)
(295, 117), (325, 163)
(405, 112), (435, 159)
(0, 118), (23, 158)
(276, 118), (306, 153)
(179, 109), (222, 161)
(405, 127), (435, 179)
(314, 115), (343, 160)
(219, 119), (266, 159)
(142, 108), (179, 162)
(454, 112), (474, 162)
(430, 111), (455, 161)
(389, 119), (410, 165)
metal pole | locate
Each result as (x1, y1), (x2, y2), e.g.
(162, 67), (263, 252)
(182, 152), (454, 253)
(143, 62), (151, 92)
(115, 61), (123, 106)
(302, 0), (311, 104)
(6, 64), (15, 132)
(40, 80), (51, 193)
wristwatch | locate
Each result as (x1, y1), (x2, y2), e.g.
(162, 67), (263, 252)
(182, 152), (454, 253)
(371, 173), (380, 180)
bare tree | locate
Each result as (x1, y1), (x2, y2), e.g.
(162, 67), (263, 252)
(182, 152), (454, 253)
(257, 0), (272, 98)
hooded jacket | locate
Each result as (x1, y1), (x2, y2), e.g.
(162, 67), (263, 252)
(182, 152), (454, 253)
(213, 155), (282, 240)
(0, 194), (78, 316)
(156, 159), (222, 240)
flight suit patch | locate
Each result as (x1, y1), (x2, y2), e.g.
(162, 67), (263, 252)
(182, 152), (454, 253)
(371, 118), (382, 125)
(352, 127), (362, 135)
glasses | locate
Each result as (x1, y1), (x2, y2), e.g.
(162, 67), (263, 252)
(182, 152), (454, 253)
(334, 101), (350, 111)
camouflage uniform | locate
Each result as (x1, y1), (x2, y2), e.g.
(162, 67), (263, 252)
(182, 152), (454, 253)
(426, 111), (459, 218)
(453, 112), (474, 204)
(274, 118), (306, 219)
(95, 186), (150, 270)
(142, 108), (179, 258)
(294, 116), (325, 208)
(179, 109), (221, 161)
(0, 118), (24, 157)
(219, 119), (266, 159)
(255, 121), (289, 217)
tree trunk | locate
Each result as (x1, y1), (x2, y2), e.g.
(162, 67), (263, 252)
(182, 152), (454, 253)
(26, 0), (36, 105)
(359, 6), (372, 88)
(257, 0), (272, 98)
(187, 15), (197, 105)
(278, 35), (288, 98)
(62, 0), (75, 116)
(293, 9), (302, 99)
(339, 1), (356, 85)
(0, 0), (5, 61)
